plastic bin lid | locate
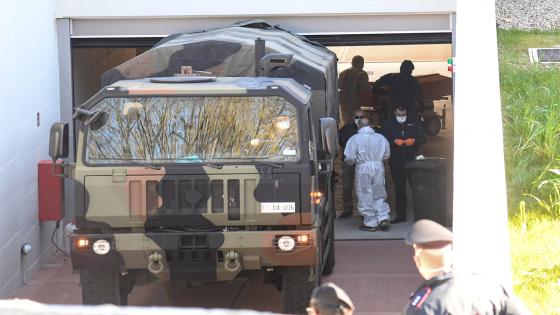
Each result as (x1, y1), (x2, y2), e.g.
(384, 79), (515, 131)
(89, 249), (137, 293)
(406, 157), (448, 170)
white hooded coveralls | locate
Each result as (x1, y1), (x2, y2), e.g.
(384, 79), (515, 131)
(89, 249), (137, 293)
(343, 126), (391, 228)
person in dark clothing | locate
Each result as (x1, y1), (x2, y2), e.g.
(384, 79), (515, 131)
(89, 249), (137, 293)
(403, 220), (530, 315)
(382, 106), (426, 224)
(339, 56), (370, 124)
(337, 109), (363, 219)
(308, 282), (355, 315)
(372, 60), (423, 119)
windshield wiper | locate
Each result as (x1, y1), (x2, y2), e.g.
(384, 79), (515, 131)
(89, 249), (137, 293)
(203, 162), (223, 169)
(129, 161), (161, 170)
(247, 159), (284, 169)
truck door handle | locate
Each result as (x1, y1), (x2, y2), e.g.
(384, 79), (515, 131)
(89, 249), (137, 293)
(317, 159), (333, 174)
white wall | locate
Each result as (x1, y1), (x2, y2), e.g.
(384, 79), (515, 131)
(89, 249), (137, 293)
(0, 0), (61, 298)
(56, 0), (456, 18)
(56, 0), (455, 37)
(453, 0), (510, 286)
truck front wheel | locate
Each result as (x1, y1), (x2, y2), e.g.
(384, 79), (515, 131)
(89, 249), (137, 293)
(322, 199), (336, 275)
(80, 270), (129, 305)
(282, 265), (320, 314)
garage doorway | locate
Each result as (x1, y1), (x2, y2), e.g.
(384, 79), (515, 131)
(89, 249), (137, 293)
(69, 34), (454, 241)
(329, 43), (454, 240)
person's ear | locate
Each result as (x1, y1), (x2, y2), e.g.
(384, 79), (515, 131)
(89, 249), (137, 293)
(413, 254), (421, 269)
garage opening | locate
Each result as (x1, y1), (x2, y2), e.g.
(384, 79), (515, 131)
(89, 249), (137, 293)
(70, 34), (454, 241)
(327, 43), (453, 240)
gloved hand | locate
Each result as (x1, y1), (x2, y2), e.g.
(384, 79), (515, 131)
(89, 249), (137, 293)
(394, 139), (405, 146)
(404, 138), (416, 146)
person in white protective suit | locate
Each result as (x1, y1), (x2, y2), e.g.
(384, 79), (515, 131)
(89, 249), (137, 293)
(343, 117), (391, 232)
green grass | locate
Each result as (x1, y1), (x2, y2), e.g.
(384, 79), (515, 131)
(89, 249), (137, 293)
(498, 29), (560, 314)
(509, 209), (560, 314)
(498, 29), (560, 212)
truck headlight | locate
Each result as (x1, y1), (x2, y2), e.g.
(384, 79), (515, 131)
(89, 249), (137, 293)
(92, 239), (111, 255)
(277, 236), (296, 251)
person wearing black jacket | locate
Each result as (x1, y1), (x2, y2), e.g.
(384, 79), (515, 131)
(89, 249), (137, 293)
(382, 106), (427, 223)
(403, 220), (530, 315)
(337, 110), (364, 219)
(372, 60), (423, 119)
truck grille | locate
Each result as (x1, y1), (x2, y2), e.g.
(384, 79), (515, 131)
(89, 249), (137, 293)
(179, 234), (209, 249)
(146, 179), (241, 219)
(166, 250), (218, 264)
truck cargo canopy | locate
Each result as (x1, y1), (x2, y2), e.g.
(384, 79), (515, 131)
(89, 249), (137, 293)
(100, 21), (338, 118)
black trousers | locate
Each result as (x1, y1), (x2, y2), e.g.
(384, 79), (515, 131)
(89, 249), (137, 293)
(341, 161), (355, 213)
(389, 156), (410, 219)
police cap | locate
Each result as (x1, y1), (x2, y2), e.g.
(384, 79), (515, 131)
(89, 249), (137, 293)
(310, 282), (355, 311)
(405, 219), (453, 246)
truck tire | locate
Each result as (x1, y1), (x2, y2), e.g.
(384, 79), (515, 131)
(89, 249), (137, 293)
(282, 266), (320, 314)
(80, 270), (129, 305)
(322, 226), (335, 275)
(322, 196), (336, 275)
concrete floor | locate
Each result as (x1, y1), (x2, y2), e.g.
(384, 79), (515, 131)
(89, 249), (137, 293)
(11, 241), (421, 315)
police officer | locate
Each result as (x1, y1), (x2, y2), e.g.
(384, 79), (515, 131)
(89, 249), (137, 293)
(382, 105), (426, 224)
(403, 219), (530, 315)
(307, 282), (355, 315)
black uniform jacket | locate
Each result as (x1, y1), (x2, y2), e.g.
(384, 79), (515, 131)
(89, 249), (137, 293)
(403, 272), (529, 315)
(382, 118), (426, 159)
(372, 73), (423, 116)
(338, 123), (358, 161)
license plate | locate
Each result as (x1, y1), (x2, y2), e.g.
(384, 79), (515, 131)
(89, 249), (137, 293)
(260, 202), (296, 213)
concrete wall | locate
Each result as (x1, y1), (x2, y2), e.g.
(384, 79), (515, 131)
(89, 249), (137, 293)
(0, 0), (61, 298)
(56, 0), (455, 17)
(56, 0), (454, 37)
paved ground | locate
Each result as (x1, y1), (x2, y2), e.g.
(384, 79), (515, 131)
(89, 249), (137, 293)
(12, 241), (421, 314)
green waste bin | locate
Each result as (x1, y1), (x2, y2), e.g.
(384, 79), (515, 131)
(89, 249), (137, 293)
(406, 157), (448, 226)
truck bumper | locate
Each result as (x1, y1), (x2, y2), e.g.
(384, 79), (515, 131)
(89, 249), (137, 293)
(70, 229), (317, 282)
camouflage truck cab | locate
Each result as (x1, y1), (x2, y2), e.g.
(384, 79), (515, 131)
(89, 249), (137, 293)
(49, 21), (338, 314)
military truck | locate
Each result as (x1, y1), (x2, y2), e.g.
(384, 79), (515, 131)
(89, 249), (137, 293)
(48, 21), (338, 314)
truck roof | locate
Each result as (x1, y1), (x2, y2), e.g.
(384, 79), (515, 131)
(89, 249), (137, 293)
(102, 77), (312, 105)
(98, 21), (338, 119)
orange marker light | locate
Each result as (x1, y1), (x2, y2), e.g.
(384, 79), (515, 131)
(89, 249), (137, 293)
(77, 239), (89, 247)
(310, 191), (323, 205)
(297, 235), (309, 244)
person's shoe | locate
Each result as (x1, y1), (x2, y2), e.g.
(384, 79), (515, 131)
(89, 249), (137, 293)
(379, 220), (390, 231)
(390, 217), (407, 224)
(337, 212), (353, 220)
(359, 224), (378, 232)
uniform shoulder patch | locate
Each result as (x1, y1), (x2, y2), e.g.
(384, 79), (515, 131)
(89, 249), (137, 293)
(410, 286), (432, 310)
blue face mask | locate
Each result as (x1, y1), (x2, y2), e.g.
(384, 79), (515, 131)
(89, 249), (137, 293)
(396, 116), (407, 124)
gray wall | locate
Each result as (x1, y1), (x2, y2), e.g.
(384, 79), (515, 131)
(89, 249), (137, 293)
(0, 0), (61, 298)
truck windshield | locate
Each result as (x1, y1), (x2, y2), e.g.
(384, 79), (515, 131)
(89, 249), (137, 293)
(85, 96), (300, 165)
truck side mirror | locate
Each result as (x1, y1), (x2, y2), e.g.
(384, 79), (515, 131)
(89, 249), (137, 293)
(49, 123), (69, 160)
(320, 117), (338, 156)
